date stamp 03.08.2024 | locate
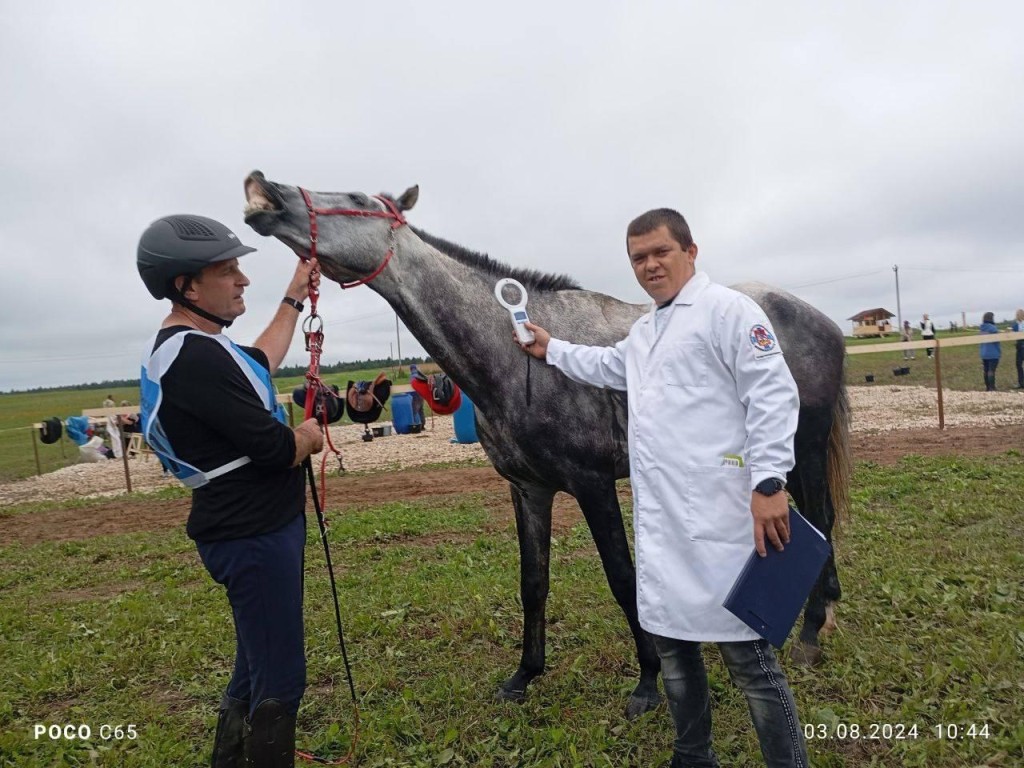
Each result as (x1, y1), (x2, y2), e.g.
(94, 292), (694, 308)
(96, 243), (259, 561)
(804, 721), (993, 743)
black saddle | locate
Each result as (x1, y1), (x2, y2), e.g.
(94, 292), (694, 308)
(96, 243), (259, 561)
(345, 374), (392, 424)
(291, 383), (344, 424)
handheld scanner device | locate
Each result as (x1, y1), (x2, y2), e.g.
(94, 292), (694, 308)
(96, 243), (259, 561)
(494, 278), (535, 344)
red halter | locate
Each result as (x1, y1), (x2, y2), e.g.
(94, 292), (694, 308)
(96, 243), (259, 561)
(298, 186), (406, 291)
(297, 188), (409, 485)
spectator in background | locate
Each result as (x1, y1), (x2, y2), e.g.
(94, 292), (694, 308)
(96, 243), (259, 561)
(118, 400), (140, 434)
(901, 320), (915, 360)
(920, 313), (936, 358)
(1013, 309), (1024, 389)
(979, 311), (1001, 391)
(103, 394), (116, 408)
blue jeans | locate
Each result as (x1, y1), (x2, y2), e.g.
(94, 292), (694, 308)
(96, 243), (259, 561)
(654, 635), (808, 768)
(982, 358), (999, 390)
(196, 513), (307, 716)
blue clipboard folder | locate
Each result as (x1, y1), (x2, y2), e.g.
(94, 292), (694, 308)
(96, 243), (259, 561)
(723, 506), (831, 649)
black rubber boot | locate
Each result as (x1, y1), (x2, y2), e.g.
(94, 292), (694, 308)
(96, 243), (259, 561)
(244, 699), (296, 768)
(211, 695), (248, 768)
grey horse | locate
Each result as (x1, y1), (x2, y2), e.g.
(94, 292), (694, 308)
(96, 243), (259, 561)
(243, 171), (850, 718)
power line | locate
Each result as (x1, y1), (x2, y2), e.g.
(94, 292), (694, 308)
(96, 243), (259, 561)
(787, 269), (887, 289)
(2, 311), (399, 364)
(786, 263), (1022, 291)
(323, 310), (393, 327)
(902, 266), (1024, 273)
(0, 350), (139, 364)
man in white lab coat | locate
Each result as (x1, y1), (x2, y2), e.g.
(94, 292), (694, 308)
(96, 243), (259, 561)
(520, 208), (809, 767)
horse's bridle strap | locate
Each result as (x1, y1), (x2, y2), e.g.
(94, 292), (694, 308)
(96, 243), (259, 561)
(298, 187), (406, 290)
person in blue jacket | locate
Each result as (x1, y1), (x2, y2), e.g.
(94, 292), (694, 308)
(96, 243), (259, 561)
(1013, 309), (1024, 389)
(138, 214), (323, 767)
(979, 312), (1001, 391)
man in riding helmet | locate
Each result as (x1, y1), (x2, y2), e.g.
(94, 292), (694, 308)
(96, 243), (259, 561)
(138, 214), (323, 767)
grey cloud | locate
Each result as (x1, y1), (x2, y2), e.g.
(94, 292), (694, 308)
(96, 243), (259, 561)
(1, 1), (1022, 390)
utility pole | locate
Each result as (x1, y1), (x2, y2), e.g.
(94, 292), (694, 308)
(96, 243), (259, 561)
(893, 264), (902, 334)
(395, 313), (404, 376)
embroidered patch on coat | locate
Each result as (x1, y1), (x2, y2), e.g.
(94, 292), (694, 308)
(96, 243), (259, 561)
(749, 324), (778, 356)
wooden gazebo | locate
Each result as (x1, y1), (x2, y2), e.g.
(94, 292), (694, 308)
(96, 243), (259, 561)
(847, 307), (895, 337)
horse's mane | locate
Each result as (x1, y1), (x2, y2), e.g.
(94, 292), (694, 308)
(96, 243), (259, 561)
(375, 190), (580, 291)
(409, 226), (581, 292)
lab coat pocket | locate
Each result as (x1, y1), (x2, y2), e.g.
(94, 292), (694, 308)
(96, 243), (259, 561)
(685, 465), (751, 544)
(663, 342), (709, 388)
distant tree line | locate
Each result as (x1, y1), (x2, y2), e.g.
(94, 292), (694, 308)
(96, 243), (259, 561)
(274, 356), (431, 378)
(4, 357), (433, 395)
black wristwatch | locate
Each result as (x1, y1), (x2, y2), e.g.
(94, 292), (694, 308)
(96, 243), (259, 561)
(281, 296), (304, 312)
(754, 478), (786, 497)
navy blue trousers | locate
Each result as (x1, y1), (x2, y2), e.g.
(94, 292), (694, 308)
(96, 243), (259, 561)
(197, 513), (307, 716)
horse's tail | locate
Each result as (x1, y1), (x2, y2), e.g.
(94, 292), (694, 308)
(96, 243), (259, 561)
(827, 382), (852, 526)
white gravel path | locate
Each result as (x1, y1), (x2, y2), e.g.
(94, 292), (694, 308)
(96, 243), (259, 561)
(1, 386), (1020, 506)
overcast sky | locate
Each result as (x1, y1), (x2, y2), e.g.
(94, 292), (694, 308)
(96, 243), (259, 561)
(2, 1), (1021, 392)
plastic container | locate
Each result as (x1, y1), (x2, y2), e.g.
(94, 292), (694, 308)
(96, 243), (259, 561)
(452, 394), (479, 444)
(391, 392), (423, 435)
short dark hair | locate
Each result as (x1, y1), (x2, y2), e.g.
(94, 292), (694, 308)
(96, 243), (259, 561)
(627, 208), (694, 250)
(983, 311), (995, 324)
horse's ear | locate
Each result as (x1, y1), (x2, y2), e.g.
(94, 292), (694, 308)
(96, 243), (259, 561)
(397, 185), (419, 211)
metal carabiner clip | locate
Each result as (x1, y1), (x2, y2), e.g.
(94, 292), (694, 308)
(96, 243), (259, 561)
(302, 314), (324, 352)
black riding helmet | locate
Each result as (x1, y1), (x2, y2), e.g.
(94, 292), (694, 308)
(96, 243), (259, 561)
(137, 214), (256, 327)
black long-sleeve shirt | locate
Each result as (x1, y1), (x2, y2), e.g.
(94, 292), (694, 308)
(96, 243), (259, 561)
(154, 326), (304, 542)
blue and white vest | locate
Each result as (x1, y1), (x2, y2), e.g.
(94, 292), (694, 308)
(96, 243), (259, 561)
(140, 330), (286, 489)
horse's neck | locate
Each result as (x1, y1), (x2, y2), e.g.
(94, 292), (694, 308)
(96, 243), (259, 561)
(374, 241), (529, 397)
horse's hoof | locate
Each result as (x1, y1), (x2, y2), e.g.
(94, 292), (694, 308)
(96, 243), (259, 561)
(821, 603), (838, 635)
(789, 642), (823, 667)
(495, 686), (526, 704)
(626, 692), (661, 720)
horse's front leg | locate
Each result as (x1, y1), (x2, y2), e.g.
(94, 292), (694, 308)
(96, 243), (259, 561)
(573, 480), (661, 719)
(496, 482), (554, 702)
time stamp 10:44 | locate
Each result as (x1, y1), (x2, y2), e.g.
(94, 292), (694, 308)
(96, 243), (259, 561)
(804, 722), (992, 741)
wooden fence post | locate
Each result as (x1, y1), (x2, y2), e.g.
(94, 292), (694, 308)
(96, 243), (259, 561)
(121, 431), (133, 494)
(30, 427), (41, 476)
(934, 339), (944, 430)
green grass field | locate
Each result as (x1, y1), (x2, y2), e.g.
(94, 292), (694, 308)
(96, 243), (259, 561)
(0, 455), (1021, 766)
(843, 330), (1018, 391)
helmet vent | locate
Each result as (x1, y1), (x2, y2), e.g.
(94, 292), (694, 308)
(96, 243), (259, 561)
(168, 216), (219, 240)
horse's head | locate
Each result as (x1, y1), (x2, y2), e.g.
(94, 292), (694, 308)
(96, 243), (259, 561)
(243, 170), (419, 286)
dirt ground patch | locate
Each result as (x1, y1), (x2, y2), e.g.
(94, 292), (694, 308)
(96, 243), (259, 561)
(0, 464), (612, 547)
(1, 386), (1020, 547)
(849, 422), (1022, 463)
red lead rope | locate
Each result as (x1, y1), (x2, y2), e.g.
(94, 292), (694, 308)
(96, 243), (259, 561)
(298, 267), (360, 767)
(292, 187), (408, 764)
(301, 277), (343, 508)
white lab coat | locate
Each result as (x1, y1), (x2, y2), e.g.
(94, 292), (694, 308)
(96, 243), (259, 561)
(546, 271), (799, 641)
